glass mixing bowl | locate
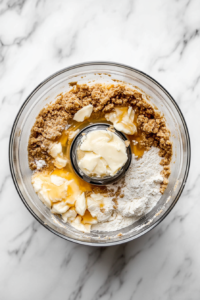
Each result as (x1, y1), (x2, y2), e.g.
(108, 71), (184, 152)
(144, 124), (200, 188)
(9, 62), (191, 246)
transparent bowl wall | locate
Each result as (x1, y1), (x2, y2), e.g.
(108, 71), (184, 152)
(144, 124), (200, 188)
(9, 62), (190, 246)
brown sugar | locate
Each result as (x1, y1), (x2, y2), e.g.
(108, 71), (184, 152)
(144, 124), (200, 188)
(28, 83), (172, 193)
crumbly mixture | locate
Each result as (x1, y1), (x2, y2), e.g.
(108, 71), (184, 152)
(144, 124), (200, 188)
(28, 83), (172, 193)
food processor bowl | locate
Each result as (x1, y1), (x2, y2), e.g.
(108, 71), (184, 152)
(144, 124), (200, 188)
(9, 62), (190, 246)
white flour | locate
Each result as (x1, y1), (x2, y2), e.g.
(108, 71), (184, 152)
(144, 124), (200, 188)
(35, 159), (46, 170)
(92, 147), (163, 232)
(92, 212), (137, 232)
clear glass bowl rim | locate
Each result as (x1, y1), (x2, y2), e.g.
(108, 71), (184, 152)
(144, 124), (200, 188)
(9, 61), (191, 246)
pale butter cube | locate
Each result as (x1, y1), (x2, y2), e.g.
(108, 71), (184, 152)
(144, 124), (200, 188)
(87, 193), (114, 222)
(32, 177), (43, 193)
(54, 156), (68, 169)
(75, 193), (86, 216)
(73, 105), (93, 122)
(38, 189), (51, 208)
(105, 106), (136, 135)
(51, 202), (70, 214)
(50, 175), (67, 186)
(71, 216), (91, 233)
(49, 142), (62, 158)
(62, 208), (77, 223)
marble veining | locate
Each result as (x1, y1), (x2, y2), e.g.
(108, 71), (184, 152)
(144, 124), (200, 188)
(0, 0), (199, 299)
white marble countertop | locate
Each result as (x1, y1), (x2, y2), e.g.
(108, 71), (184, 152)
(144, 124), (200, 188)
(0, 0), (199, 299)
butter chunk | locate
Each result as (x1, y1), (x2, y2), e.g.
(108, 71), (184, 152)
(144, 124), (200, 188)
(87, 193), (114, 222)
(62, 208), (77, 223)
(78, 152), (101, 173)
(38, 189), (51, 208)
(49, 142), (62, 158)
(73, 104), (93, 122)
(75, 193), (87, 216)
(54, 156), (68, 169)
(32, 176), (51, 208)
(105, 106), (137, 135)
(51, 202), (70, 214)
(51, 175), (67, 186)
(49, 142), (68, 169)
(71, 216), (91, 233)
(32, 177), (43, 193)
(78, 130), (127, 177)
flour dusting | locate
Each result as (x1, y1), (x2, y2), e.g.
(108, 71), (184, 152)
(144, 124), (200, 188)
(92, 147), (163, 232)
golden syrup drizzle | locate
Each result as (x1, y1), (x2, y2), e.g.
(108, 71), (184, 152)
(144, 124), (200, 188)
(127, 134), (145, 158)
(82, 210), (97, 224)
(124, 109), (145, 158)
(114, 107), (129, 122)
(32, 172), (68, 202)
(51, 168), (91, 205)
